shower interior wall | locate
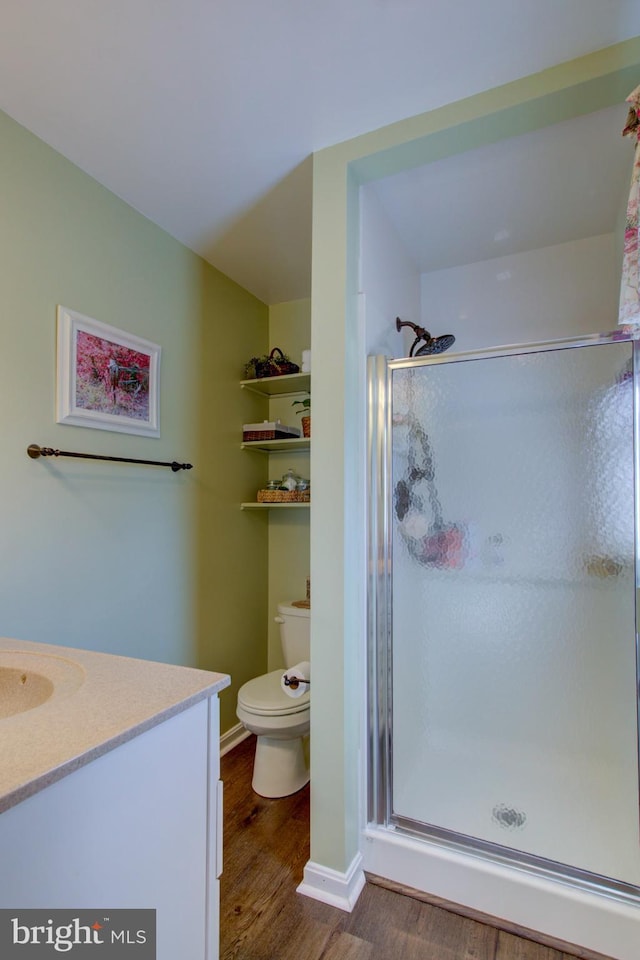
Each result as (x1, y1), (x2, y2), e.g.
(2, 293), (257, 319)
(419, 232), (621, 352)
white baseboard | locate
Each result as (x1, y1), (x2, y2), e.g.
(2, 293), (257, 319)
(220, 722), (251, 757)
(296, 852), (366, 912)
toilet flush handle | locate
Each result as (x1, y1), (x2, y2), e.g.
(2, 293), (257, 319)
(274, 616), (285, 624)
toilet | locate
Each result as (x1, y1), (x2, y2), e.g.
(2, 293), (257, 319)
(236, 601), (310, 798)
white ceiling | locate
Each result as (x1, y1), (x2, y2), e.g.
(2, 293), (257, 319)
(1, 1), (640, 304)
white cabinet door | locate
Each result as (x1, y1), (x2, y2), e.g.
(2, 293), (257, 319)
(0, 697), (220, 960)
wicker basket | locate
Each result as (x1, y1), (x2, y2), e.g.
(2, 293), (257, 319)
(243, 427), (300, 441)
(257, 489), (310, 503)
(244, 347), (300, 380)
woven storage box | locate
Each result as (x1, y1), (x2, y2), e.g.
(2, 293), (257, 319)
(243, 420), (301, 442)
(257, 489), (311, 503)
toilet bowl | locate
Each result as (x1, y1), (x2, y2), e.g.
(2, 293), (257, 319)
(236, 602), (310, 798)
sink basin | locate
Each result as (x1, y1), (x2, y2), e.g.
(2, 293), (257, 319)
(0, 651), (85, 718)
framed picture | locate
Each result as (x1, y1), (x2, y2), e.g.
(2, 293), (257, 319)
(56, 306), (161, 437)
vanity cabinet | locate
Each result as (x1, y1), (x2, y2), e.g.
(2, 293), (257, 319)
(0, 699), (222, 959)
(0, 637), (228, 960)
(240, 372), (311, 509)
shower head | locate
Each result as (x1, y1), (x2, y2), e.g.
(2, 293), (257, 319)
(395, 317), (455, 357)
(414, 334), (456, 356)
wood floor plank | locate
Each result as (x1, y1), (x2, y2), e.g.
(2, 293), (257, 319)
(228, 909), (334, 960)
(221, 846), (321, 957)
(496, 930), (571, 960)
(319, 931), (375, 960)
(342, 881), (421, 942)
(344, 883), (497, 960)
(408, 897), (497, 960)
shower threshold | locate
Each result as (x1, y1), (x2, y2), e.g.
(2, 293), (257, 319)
(388, 815), (640, 908)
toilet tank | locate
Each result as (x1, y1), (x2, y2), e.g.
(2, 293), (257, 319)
(276, 602), (310, 666)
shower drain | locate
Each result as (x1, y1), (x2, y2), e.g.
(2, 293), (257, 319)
(492, 803), (527, 830)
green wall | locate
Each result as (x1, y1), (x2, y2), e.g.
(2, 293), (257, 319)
(267, 300), (311, 668)
(0, 108), (269, 734)
(309, 36), (640, 875)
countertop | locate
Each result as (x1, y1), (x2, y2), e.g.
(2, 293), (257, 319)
(0, 636), (230, 813)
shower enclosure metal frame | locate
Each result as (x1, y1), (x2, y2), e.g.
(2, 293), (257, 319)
(367, 331), (640, 905)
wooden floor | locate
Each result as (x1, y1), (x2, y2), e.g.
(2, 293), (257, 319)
(220, 736), (611, 960)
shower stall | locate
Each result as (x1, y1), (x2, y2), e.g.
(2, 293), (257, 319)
(366, 331), (640, 955)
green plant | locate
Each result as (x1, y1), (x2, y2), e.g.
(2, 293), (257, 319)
(292, 397), (310, 417)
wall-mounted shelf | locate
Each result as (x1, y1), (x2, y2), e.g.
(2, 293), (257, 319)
(240, 372), (310, 398)
(240, 369), (311, 510)
(241, 502), (311, 510)
(241, 437), (310, 454)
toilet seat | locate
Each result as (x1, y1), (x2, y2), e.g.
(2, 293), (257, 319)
(238, 669), (310, 717)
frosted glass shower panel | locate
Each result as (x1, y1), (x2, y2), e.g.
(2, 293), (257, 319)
(390, 341), (640, 884)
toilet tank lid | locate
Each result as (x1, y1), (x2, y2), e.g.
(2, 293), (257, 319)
(277, 601), (310, 618)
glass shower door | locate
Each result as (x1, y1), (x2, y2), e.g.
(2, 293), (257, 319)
(378, 336), (640, 890)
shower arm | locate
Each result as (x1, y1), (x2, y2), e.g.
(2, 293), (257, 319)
(395, 317), (456, 357)
(395, 317), (432, 357)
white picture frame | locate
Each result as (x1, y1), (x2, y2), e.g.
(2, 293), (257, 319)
(56, 306), (161, 438)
